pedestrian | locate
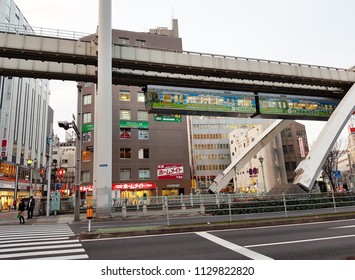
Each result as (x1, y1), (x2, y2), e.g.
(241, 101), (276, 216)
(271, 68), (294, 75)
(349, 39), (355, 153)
(18, 199), (26, 224)
(13, 200), (17, 210)
(27, 196), (35, 219)
(0, 199), (2, 212)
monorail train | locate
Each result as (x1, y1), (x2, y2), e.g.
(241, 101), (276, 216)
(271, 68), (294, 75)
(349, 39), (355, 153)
(144, 85), (340, 120)
(145, 85), (257, 118)
(258, 93), (339, 120)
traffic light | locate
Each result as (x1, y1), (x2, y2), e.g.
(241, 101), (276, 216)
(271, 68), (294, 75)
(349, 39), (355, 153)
(57, 168), (65, 179)
(40, 168), (46, 178)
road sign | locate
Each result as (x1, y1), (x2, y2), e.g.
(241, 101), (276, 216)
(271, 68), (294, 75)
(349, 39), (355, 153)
(51, 191), (60, 211)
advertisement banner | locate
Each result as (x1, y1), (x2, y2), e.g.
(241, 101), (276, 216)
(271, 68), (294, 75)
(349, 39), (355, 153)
(157, 164), (184, 180)
(298, 137), (306, 158)
(112, 182), (156, 190)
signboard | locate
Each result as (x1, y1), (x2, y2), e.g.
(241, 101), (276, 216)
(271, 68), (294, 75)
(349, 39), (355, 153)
(1, 139), (7, 157)
(120, 120), (149, 129)
(298, 137), (306, 158)
(82, 123), (94, 133)
(157, 164), (184, 180)
(112, 182), (156, 190)
(154, 114), (182, 122)
(51, 191), (60, 211)
(331, 170), (341, 179)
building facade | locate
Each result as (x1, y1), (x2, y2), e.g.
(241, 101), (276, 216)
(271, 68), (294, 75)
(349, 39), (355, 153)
(229, 120), (288, 193)
(280, 121), (309, 182)
(0, 0), (52, 208)
(78, 20), (192, 202)
(189, 116), (266, 193)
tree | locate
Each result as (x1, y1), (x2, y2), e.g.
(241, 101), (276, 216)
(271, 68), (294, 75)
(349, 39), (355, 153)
(322, 139), (347, 192)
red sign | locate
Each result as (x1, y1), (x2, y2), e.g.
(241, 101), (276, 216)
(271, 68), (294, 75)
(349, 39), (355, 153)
(80, 185), (94, 192)
(112, 182), (156, 190)
(157, 164), (184, 180)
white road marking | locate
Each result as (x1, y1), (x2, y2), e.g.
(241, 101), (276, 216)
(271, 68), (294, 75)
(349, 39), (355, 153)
(330, 224), (355, 229)
(196, 231), (273, 260)
(0, 248), (86, 259)
(245, 234), (355, 248)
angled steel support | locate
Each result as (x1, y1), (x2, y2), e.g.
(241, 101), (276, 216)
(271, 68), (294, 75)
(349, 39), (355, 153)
(209, 119), (292, 193)
(293, 83), (355, 191)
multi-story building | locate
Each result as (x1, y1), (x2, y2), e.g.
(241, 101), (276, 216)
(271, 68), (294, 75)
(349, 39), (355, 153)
(78, 20), (192, 202)
(0, 0), (52, 208)
(280, 121), (309, 182)
(229, 120), (288, 193)
(189, 116), (265, 193)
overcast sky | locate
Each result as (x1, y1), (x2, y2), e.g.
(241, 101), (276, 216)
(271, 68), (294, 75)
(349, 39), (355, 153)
(14, 0), (355, 143)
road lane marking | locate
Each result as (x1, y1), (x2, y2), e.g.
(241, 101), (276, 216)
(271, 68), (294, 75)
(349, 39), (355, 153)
(245, 234), (355, 248)
(330, 225), (355, 229)
(196, 231), (273, 260)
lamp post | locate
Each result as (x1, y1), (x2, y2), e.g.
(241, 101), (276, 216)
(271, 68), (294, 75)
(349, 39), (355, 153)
(27, 158), (33, 196)
(258, 156), (267, 194)
(58, 111), (81, 221)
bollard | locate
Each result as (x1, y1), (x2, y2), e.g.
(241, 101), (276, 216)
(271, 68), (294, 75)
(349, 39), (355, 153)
(143, 204), (147, 216)
(122, 205), (127, 218)
(181, 203), (186, 213)
(86, 206), (93, 232)
(200, 203), (205, 215)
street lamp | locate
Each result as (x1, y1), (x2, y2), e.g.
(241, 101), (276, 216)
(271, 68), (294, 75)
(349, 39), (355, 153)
(58, 114), (81, 222)
(27, 158), (33, 196)
(258, 155), (267, 194)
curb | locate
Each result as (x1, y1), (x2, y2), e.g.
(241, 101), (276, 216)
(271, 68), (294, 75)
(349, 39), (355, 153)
(79, 211), (355, 240)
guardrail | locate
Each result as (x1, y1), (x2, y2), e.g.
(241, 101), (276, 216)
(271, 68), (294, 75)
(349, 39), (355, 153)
(0, 22), (89, 40)
(38, 191), (355, 226)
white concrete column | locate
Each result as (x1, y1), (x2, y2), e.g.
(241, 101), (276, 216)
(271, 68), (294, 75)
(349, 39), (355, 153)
(94, 0), (112, 217)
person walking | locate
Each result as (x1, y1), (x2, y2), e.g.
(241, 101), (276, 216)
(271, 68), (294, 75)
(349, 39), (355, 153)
(27, 196), (35, 219)
(0, 199), (2, 212)
(18, 199), (26, 224)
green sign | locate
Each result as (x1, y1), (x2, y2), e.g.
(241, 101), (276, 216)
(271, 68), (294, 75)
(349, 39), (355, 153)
(154, 114), (182, 122)
(120, 120), (149, 129)
(82, 123), (94, 133)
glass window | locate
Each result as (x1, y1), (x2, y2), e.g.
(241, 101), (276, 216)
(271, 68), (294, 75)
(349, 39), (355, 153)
(138, 148), (149, 159)
(138, 130), (149, 140)
(120, 128), (131, 139)
(120, 109), (131, 120)
(136, 39), (146, 47)
(119, 91), (131, 101)
(139, 168), (150, 180)
(137, 92), (145, 102)
(137, 110), (148, 121)
(81, 171), (90, 182)
(118, 37), (129, 45)
(83, 113), (91, 123)
(83, 94), (92, 105)
(83, 132), (91, 142)
(120, 148), (131, 159)
(120, 169), (131, 180)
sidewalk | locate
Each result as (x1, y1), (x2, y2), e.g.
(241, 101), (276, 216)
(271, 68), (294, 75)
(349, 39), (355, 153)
(0, 209), (83, 225)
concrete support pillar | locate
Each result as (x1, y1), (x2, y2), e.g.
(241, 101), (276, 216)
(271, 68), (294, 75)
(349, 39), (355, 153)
(94, 0), (112, 217)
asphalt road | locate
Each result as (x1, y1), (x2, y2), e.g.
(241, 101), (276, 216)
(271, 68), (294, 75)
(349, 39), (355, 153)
(80, 218), (355, 260)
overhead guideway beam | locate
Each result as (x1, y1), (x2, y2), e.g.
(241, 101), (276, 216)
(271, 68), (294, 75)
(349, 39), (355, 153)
(0, 31), (355, 96)
(209, 119), (292, 193)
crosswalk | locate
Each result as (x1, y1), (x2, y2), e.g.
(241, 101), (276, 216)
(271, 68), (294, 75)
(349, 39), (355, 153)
(0, 224), (88, 260)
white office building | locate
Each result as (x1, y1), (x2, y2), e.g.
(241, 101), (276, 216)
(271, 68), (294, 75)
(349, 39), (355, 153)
(0, 0), (52, 206)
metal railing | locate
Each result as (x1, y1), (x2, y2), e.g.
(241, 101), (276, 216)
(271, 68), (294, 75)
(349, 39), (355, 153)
(0, 22), (89, 40)
(38, 191), (355, 226)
